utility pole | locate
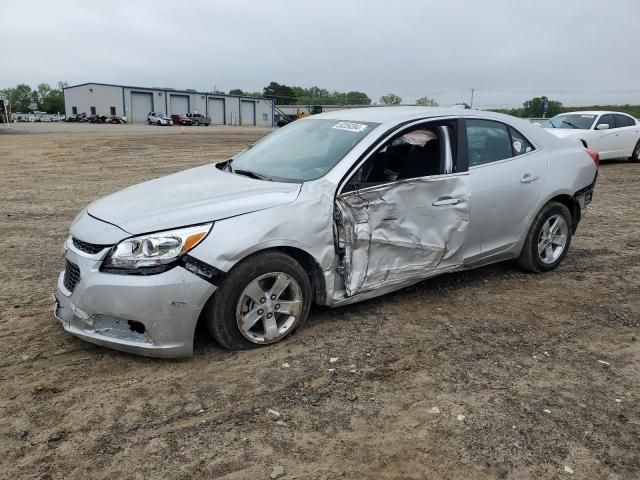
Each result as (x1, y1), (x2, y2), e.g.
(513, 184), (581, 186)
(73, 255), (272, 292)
(470, 88), (475, 109)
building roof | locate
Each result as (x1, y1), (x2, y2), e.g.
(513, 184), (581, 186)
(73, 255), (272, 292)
(63, 82), (271, 101)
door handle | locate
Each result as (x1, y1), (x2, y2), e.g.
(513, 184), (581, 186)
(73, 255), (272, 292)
(432, 197), (463, 207)
(520, 174), (539, 184)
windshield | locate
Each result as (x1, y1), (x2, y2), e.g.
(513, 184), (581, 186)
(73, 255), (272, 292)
(230, 118), (379, 182)
(544, 114), (596, 130)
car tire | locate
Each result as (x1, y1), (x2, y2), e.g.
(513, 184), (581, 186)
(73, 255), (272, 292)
(205, 251), (312, 350)
(517, 201), (573, 273)
(630, 139), (640, 163)
(147, 120), (151, 125)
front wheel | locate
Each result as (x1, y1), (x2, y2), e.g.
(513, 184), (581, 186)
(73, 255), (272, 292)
(205, 251), (312, 350)
(518, 202), (572, 273)
(630, 139), (640, 163)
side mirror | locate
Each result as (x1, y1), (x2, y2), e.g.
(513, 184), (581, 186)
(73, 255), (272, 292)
(596, 123), (610, 130)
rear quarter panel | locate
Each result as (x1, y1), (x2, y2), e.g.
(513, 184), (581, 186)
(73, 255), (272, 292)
(539, 141), (597, 207)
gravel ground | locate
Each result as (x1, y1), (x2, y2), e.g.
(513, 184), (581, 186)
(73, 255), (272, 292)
(1, 123), (639, 480)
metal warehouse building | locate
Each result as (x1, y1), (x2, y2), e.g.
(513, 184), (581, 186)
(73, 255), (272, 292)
(63, 82), (275, 126)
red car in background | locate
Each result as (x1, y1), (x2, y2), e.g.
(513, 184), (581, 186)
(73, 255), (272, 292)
(171, 114), (193, 126)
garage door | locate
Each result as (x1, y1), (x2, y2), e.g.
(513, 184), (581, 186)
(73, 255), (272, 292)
(208, 98), (225, 125)
(240, 100), (255, 126)
(131, 92), (153, 123)
(170, 94), (189, 115)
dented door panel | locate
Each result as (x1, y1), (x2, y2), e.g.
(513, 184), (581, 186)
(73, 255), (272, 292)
(336, 174), (470, 296)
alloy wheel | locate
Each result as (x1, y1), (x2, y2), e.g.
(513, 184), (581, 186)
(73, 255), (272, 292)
(537, 214), (569, 264)
(235, 272), (303, 344)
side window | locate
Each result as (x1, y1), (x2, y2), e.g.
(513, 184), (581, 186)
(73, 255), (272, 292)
(508, 126), (534, 156)
(466, 119), (512, 167)
(347, 123), (452, 189)
(596, 114), (614, 129)
(614, 114), (632, 128)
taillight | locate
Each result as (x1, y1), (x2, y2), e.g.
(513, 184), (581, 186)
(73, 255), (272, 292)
(586, 148), (600, 167)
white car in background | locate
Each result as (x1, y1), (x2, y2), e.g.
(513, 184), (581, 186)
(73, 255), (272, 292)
(544, 111), (640, 162)
(147, 112), (173, 126)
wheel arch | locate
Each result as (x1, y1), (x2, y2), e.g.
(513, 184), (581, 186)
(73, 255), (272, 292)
(546, 194), (580, 233)
(194, 245), (327, 342)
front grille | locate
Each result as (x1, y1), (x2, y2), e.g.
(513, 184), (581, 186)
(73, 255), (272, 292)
(72, 237), (110, 255)
(63, 260), (81, 292)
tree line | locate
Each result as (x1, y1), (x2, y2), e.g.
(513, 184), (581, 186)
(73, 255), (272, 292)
(1, 82), (67, 114)
(3, 82), (638, 119)
(228, 82), (373, 105)
(491, 96), (640, 119)
(229, 83), (441, 107)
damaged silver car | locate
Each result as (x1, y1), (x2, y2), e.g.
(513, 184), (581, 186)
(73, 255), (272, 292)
(54, 107), (599, 357)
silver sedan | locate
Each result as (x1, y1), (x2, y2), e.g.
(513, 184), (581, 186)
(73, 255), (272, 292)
(54, 107), (599, 357)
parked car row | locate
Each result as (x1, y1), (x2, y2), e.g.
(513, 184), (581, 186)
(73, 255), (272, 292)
(11, 113), (65, 122)
(147, 112), (212, 126)
(66, 113), (127, 124)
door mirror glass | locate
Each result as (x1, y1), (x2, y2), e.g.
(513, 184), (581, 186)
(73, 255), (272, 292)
(596, 123), (610, 130)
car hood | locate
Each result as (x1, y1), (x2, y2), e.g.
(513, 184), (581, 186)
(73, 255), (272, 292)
(87, 164), (301, 234)
(546, 129), (587, 138)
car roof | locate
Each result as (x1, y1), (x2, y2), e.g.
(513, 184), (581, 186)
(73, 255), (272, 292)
(559, 110), (631, 116)
(312, 106), (521, 125)
(311, 106), (568, 149)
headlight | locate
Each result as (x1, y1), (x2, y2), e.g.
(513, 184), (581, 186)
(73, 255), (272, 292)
(102, 223), (212, 272)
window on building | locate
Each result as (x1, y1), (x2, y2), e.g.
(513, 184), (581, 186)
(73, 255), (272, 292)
(110, 106), (116, 116)
(72, 106), (78, 115)
(90, 106), (96, 115)
(466, 119), (513, 167)
(263, 113), (268, 122)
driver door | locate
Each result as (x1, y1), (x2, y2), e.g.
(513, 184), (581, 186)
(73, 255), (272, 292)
(335, 121), (470, 297)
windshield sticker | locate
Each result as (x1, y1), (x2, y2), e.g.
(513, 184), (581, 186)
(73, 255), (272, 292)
(332, 122), (368, 133)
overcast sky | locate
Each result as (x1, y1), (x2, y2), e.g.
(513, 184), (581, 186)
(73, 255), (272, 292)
(4, 0), (640, 108)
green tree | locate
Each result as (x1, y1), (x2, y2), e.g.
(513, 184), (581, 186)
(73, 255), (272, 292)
(380, 93), (402, 105)
(263, 82), (294, 104)
(4, 84), (36, 112)
(345, 91), (371, 105)
(229, 88), (244, 95)
(36, 83), (52, 105)
(415, 96), (439, 106)
(522, 96), (563, 117)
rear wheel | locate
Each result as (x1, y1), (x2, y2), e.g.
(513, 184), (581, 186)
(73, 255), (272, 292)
(518, 202), (572, 273)
(205, 251), (312, 350)
(630, 139), (640, 163)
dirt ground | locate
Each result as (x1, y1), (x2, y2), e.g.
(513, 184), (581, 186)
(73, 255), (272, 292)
(1, 122), (639, 480)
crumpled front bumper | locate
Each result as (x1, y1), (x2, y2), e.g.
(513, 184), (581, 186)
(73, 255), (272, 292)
(53, 237), (216, 358)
